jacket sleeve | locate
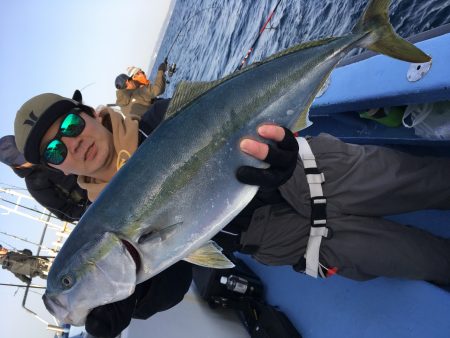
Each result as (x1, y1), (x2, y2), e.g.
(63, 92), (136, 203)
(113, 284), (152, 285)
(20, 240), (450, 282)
(132, 261), (192, 319)
(25, 175), (88, 222)
(138, 99), (171, 138)
(85, 292), (137, 338)
(134, 70), (166, 105)
(149, 69), (166, 97)
(85, 261), (192, 338)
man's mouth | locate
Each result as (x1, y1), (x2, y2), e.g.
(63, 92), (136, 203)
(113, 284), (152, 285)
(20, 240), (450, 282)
(84, 143), (96, 161)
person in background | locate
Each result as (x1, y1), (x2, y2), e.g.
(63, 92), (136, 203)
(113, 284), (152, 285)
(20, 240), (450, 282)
(0, 135), (89, 222)
(126, 66), (150, 86)
(14, 92), (450, 337)
(0, 245), (50, 283)
(115, 60), (168, 118)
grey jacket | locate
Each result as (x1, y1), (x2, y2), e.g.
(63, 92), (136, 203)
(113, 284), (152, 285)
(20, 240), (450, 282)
(115, 70), (166, 117)
(238, 134), (450, 284)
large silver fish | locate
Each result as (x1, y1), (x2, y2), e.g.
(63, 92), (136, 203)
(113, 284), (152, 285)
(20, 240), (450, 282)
(44, 0), (430, 325)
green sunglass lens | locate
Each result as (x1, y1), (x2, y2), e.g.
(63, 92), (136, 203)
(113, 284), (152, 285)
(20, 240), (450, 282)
(60, 113), (85, 137)
(44, 139), (67, 165)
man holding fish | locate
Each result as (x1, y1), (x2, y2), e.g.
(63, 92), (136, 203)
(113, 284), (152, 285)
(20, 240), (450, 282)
(14, 98), (450, 336)
(11, 0), (450, 336)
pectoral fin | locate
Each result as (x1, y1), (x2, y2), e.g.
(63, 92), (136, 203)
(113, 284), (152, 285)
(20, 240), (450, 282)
(183, 241), (235, 269)
(138, 221), (183, 244)
(292, 107), (311, 132)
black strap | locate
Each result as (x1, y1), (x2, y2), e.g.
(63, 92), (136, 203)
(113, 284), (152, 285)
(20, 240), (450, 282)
(310, 196), (327, 226)
(292, 257), (306, 273)
(304, 167), (321, 175)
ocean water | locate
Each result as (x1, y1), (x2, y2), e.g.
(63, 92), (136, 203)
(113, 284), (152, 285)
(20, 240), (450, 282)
(149, 0), (450, 97)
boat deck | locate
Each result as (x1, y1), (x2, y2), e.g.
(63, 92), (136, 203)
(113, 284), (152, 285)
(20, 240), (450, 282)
(239, 27), (450, 338)
(238, 210), (450, 338)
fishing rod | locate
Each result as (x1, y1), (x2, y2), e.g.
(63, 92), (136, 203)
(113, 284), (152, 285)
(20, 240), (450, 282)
(0, 231), (55, 253)
(0, 282), (46, 289)
(0, 182), (28, 191)
(164, 5), (218, 79)
(165, 5), (218, 60)
(80, 82), (95, 91)
(235, 0), (283, 71)
(1, 196), (50, 217)
(0, 239), (17, 251)
(0, 196), (69, 222)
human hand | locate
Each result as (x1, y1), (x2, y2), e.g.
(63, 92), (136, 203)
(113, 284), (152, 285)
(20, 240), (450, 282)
(85, 295), (135, 338)
(236, 125), (299, 189)
(158, 59), (168, 72)
(85, 306), (112, 337)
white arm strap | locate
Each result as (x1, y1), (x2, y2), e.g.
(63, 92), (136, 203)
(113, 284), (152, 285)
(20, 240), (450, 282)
(297, 137), (328, 278)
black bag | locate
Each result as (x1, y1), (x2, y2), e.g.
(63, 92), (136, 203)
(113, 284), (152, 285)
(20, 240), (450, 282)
(241, 299), (302, 338)
(192, 255), (264, 302)
(192, 255), (302, 338)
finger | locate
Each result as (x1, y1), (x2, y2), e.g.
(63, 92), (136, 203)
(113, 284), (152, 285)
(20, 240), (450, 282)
(257, 124), (285, 142)
(240, 138), (269, 160)
(258, 125), (298, 152)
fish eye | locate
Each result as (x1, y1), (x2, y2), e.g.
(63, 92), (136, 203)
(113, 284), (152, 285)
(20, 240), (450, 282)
(61, 274), (74, 289)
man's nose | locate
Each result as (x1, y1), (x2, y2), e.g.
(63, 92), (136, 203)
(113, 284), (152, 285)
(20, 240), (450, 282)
(61, 136), (80, 154)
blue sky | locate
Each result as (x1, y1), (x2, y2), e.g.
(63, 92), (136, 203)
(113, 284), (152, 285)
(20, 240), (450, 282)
(0, 1), (172, 336)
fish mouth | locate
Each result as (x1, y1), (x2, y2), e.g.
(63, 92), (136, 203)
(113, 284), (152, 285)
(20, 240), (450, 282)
(42, 293), (56, 315)
(43, 293), (85, 325)
(121, 240), (141, 273)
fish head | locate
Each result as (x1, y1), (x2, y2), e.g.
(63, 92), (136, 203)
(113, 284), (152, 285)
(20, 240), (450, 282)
(43, 232), (137, 325)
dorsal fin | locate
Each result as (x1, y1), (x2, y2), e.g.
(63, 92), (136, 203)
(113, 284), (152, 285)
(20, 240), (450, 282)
(263, 37), (338, 63)
(165, 37), (339, 119)
(166, 80), (222, 118)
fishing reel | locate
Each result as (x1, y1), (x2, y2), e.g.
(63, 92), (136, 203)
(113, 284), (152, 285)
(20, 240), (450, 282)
(165, 62), (177, 84)
(168, 63), (177, 77)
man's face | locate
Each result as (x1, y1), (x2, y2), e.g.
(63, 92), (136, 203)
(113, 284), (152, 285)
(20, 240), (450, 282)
(132, 71), (149, 86)
(0, 248), (8, 255)
(40, 112), (115, 177)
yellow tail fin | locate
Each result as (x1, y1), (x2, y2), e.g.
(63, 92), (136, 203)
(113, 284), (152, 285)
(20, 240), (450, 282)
(354, 0), (430, 63)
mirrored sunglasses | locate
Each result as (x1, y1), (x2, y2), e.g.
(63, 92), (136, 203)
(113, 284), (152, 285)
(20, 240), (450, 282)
(42, 110), (86, 165)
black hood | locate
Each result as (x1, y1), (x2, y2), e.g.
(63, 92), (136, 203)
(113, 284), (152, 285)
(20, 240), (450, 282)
(12, 166), (35, 179)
